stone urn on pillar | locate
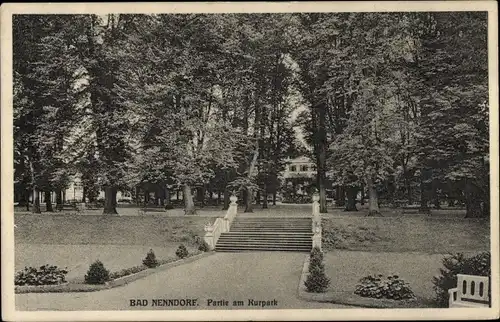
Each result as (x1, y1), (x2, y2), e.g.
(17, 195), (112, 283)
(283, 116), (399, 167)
(312, 193), (320, 217)
(230, 195), (238, 205)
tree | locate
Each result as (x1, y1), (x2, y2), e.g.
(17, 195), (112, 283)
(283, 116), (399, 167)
(412, 12), (489, 217)
(13, 15), (83, 213)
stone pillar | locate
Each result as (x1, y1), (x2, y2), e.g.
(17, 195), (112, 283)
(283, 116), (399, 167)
(312, 194), (322, 250)
(312, 227), (322, 250)
(229, 195), (238, 214)
(312, 194), (320, 232)
(204, 224), (215, 250)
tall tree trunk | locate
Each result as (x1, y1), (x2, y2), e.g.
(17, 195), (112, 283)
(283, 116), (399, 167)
(29, 160), (41, 214)
(256, 190), (261, 205)
(432, 179), (441, 209)
(208, 185), (213, 205)
(197, 186), (205, 208)
(222, 188), (230, 210)
(366, 177), (381, 216)
(217, 190), (221, 205)
(154, 189), (160, 206)
(244, 188), (254, 213)
(56, 189), (63, 211)
(345, 186), (358, 211)
(18, 186), (28, 207)
(183, 184), (196, 215)
(44, 191), (54, 212)
(24, 188), (31, 211)
(336, 186), (346, 207)
(262, 183), (268, 209)
(244, 145), (259, 213)
(164, 187), (171, 209)
(403, 166), (413, 205)
(103, 186), (118, 214)
(315, 102), (328, 213)
(419, 168), (431, 214)
(272, 192), (277, 205)
(464, 179), (483, 218)
(32, 189), (41, 214)
(360, 183), (365, 206)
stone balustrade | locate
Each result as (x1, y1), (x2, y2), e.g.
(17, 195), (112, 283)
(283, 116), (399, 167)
(204, 195), (238, 250)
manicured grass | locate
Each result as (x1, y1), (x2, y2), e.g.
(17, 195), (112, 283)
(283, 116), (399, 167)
(322, 214), (489, 253)
(14, 213), (210, 283)
(15, 244), (203, 283)
(321, 250), (483, 307)
(15, 214), (208, 246)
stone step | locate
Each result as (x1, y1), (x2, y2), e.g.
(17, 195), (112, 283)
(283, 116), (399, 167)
(233, 224), (310, 226)
(215, 243), (312, 248)
(216, 243), (312, 248)
(216, 249), (310, 253)
(215, 216), (314, 252)
(230, 229), (312, 232)
(233, 228), (311, 230)
(234, 219), (311, 221)
(218, 236), (312, 241)
(217, 239), (311, 244)
(221, 232), (313, 236)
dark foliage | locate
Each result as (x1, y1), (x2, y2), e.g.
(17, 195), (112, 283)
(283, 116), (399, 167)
(84, 260), (110, 285)
(142, 249), (159, 268)
(175, 244), (189, 259)
(355, 274), (415, 300)
(432, 252), (490, 307)
(15, 265), (68, 286)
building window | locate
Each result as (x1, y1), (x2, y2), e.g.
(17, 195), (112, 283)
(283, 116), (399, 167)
(300, 165), (308, 172)
(290, 165), (297, 172)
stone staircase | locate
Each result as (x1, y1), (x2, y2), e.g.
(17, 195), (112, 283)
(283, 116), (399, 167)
(215, 216), (313, 252)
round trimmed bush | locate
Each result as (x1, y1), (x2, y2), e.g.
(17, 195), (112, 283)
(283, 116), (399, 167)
(84, 260), (110, 285)
(142, 249), (159, 268)
(305, 262), (330, 293)
(175, 244), (189, 259)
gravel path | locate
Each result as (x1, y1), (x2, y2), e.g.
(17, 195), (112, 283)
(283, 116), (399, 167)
(16, 252), (351, 311)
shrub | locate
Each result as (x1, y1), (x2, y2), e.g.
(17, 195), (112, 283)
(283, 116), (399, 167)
(84, 260), (110, 285)
(355, 274), (415, 300)
(175, 244), (189, 259)
(309, 247), (324, 270)
(432, 252), (491, 307)
(305, 261), (330, 293)
(15, 265), (68, 286)
(110, 265), (147, 280)
(197, 240), (210, 252)
(142, 249), (159, 268)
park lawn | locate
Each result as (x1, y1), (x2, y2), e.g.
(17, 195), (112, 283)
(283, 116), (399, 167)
(14, 244), (199, 283)
(14, 213), (209, 246)
(322, 250), (452, 307)
(14, 213), (211, 282)
(322, 214), (489, 253)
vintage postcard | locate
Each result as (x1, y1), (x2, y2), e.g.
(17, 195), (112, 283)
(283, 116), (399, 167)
(1, 1), (499, 321)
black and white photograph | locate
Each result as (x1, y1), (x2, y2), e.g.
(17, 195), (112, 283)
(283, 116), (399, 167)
(1, 1), (498, 321)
